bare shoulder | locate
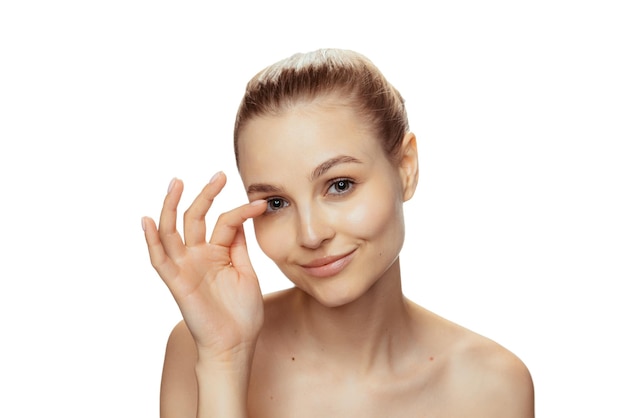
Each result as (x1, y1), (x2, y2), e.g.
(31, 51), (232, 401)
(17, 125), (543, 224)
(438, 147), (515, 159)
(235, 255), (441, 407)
(160, 320), (198, 418)
(406, 303), (533, 417)
(439, 321), (535, 417)
(450, 336), (534, 417)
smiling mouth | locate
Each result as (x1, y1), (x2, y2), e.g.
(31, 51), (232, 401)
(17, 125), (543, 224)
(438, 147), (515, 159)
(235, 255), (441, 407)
(300, 250), (356, 278)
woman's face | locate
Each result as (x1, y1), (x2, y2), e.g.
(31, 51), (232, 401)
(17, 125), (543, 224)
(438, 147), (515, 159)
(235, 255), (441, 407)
(237, 99), (416, 307)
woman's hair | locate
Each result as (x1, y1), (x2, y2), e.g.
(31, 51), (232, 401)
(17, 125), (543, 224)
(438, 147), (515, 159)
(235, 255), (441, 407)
(233, 48), (409, 166)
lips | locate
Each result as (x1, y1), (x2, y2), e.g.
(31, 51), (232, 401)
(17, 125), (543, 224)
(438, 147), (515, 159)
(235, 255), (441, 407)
(300, 249), (356, 278)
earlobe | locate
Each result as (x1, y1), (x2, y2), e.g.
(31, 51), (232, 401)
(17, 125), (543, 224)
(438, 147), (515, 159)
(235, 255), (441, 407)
(399, 132), (419, 201)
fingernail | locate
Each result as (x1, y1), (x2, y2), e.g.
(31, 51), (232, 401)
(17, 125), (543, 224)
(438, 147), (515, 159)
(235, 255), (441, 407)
(209, 171), (223, 184)
(167, 178), (176, 193)
(250, 199), (266, 207)
(141, 217), (147, 231)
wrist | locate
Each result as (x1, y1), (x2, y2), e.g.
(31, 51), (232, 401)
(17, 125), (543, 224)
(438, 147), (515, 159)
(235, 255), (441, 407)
(194, 345), (256, 418)
(195, 339), (257, 367)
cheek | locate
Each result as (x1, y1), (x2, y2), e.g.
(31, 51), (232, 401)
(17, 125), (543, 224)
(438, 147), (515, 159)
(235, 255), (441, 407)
(343, 191), (404, 240)
(253, 219), (289, 260)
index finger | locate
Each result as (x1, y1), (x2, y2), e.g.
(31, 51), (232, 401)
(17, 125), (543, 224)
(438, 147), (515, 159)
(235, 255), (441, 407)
(208, 200), (267, 248)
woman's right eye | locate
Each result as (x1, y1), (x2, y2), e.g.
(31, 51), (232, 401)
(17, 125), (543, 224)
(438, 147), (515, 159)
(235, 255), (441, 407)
(266, 198), (289, 213)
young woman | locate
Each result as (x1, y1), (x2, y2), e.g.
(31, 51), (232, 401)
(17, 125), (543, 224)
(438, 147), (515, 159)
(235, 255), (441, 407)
(142, 48), (534, 417)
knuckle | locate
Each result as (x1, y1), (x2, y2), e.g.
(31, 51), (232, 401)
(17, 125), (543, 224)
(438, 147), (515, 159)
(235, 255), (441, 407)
(216, 211), (230, 224)
(149, 253), (163, 269)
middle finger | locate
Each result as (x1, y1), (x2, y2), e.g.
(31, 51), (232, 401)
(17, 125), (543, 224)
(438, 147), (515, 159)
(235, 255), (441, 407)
(183, 171), (227, 246)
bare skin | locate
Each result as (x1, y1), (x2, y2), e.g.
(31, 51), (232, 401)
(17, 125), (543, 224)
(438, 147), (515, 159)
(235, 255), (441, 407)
(144, 98), (534, 417)
(162, 291), (533, 417)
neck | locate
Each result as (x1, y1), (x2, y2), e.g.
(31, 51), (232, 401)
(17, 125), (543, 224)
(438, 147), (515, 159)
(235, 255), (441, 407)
(291, 259), (415, 375)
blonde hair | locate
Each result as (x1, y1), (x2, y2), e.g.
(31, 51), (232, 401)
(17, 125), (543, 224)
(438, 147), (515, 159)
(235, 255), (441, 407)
(234, 48), (409, 165)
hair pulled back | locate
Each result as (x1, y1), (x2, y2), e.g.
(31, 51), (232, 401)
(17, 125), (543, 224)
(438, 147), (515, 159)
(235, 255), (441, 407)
(234, 48), (409, 166)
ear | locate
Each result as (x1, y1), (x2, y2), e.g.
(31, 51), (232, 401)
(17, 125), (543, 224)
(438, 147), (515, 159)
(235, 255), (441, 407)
(398, 132), (419, 201)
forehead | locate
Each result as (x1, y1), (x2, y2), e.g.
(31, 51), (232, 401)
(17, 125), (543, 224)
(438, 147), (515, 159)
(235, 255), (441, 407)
(237, 100), (384, 183)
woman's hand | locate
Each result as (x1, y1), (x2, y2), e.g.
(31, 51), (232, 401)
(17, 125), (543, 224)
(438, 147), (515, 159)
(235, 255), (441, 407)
(142, 172), (267, 361)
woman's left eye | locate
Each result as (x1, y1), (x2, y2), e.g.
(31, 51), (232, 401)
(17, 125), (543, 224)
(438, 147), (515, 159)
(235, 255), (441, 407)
(265, 197), (289, 213)
(327, 179), (354, 195)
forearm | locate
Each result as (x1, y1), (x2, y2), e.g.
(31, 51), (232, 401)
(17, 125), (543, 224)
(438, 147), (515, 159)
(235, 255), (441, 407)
(194, 348), (255, 418)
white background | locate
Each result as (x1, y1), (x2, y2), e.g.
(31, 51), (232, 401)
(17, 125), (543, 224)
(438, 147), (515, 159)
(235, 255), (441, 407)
(1, 0), (624, 416)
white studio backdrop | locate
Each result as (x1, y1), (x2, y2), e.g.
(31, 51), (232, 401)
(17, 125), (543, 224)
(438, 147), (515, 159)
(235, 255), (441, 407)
(1, 1), (624, 416)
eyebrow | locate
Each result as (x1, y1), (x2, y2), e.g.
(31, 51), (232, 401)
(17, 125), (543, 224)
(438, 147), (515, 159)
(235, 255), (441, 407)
(246, 183), (283, 195)
(310, 155), (362, 181)
(246, 155), (363, 195)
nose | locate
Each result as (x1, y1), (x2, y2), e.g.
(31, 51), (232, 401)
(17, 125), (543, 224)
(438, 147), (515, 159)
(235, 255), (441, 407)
(296, 204), (335, 249)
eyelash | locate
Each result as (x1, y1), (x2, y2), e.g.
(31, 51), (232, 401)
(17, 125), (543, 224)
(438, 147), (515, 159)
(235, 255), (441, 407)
(265, 197), (289, 213)
(326, 178), (355, 196)
(263, 178), (356, 214)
